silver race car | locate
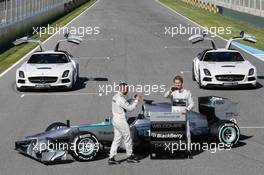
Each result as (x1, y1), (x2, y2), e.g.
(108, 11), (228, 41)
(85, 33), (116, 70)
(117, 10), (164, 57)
(15, 96), (240, 163)
(14, 34), (81, 91)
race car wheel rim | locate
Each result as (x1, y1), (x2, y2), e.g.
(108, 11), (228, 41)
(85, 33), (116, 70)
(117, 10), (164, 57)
(77, 138), (96, 156)
(72, 133), (100, 161)
(221, 126), (237, 144)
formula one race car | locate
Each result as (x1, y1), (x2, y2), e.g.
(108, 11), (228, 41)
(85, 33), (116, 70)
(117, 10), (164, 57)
(15, 96), (240, 163)
(189, 31), (257, 88)
(14, 34), (81, 91)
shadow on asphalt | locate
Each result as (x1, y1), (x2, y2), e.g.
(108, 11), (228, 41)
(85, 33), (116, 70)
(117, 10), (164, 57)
(257, 76), (264, 80)
(74, 76), (108, 90)
(232, 134), (253, 148)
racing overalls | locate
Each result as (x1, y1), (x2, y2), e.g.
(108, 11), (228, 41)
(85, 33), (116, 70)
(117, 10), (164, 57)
(164, 89), (194, 151)
(164, 89), (194, 111)
(109, 92), (139, 158)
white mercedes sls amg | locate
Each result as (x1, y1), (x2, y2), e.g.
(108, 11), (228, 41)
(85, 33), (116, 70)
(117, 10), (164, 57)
(189, 31), (257, 88)
(14, 34), (82, 91)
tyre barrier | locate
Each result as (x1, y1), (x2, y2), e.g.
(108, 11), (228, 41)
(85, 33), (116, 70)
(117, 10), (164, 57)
(182, 0), (219, 14)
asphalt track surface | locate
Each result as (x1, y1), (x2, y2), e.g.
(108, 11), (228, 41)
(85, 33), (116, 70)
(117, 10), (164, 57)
(0, 0), (264, 174)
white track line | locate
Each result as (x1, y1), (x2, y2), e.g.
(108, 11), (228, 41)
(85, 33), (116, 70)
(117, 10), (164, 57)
(155, 0), (264, 62)
(180, 70), (191, 74)
(165, 46), (208, 49)
(74, 56), (110, 60)
(83, 38), (114, 41)
(0, 0), (101, 78)
(240, 126), (264, 129)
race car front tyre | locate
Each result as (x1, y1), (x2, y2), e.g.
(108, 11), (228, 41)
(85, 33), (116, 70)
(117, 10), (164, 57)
(69, 131), (100, 161)
(210, 120), (240, 147)
(45, 122), (68, 132)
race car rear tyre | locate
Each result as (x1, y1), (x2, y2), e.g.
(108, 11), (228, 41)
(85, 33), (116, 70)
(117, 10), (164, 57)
(210, 120), (240, 146)
(45, 122), (68, 132)
(69, 131), (100, 161)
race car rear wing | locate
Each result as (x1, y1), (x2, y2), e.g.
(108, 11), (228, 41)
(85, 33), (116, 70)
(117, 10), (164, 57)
(54, 33), (82, 51)
(13, 37), (45, 51)
(225, 31), (256, 50)
(188, 34), (217, 50)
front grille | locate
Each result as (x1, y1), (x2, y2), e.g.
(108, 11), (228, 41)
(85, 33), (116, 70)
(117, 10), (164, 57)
(215, 75), (245, 82)
(28, 77), (58, 84)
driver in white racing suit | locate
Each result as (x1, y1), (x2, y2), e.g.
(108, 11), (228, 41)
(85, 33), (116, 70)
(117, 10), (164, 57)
(164, 75), (194, 153)
(164, 76), (194, 112)
(108, 83), (141, 165)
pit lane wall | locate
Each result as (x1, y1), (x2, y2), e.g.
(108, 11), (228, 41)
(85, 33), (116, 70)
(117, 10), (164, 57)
(0, 0), (89, 50)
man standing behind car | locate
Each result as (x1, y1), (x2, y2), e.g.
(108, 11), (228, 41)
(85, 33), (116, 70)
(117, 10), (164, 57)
(108, 83), (141, 165)
(164, 75), (194, 154)
(164, 75), (194, 113)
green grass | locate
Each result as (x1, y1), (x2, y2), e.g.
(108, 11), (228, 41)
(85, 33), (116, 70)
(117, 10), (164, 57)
(160, 0), (264, 50)
(0, 0), (97, 74)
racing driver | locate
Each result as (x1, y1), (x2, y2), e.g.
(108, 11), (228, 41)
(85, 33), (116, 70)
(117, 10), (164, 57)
(108, 82), (141, 165)
(164, 75), (194, 113)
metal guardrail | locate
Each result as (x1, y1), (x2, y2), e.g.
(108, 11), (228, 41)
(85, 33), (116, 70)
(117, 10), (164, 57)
(199, 0), (264, 17)
(0, 0), (69, 27)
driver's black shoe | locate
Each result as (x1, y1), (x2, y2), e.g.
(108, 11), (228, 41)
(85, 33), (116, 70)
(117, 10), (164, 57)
(108, 157), (119, 165)
(127, 155), (140, 163)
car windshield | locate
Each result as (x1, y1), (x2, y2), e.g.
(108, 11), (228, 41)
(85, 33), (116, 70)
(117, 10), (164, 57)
(203, 52), (244, 62)
(28, 54), (69, 64)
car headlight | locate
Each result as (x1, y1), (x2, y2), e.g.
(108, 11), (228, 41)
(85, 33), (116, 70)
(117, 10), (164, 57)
(248, 68), (254, 76)
(18, 71), (25, 78)
(203, 69), (211, 76)
(62, 70), (70, 77)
